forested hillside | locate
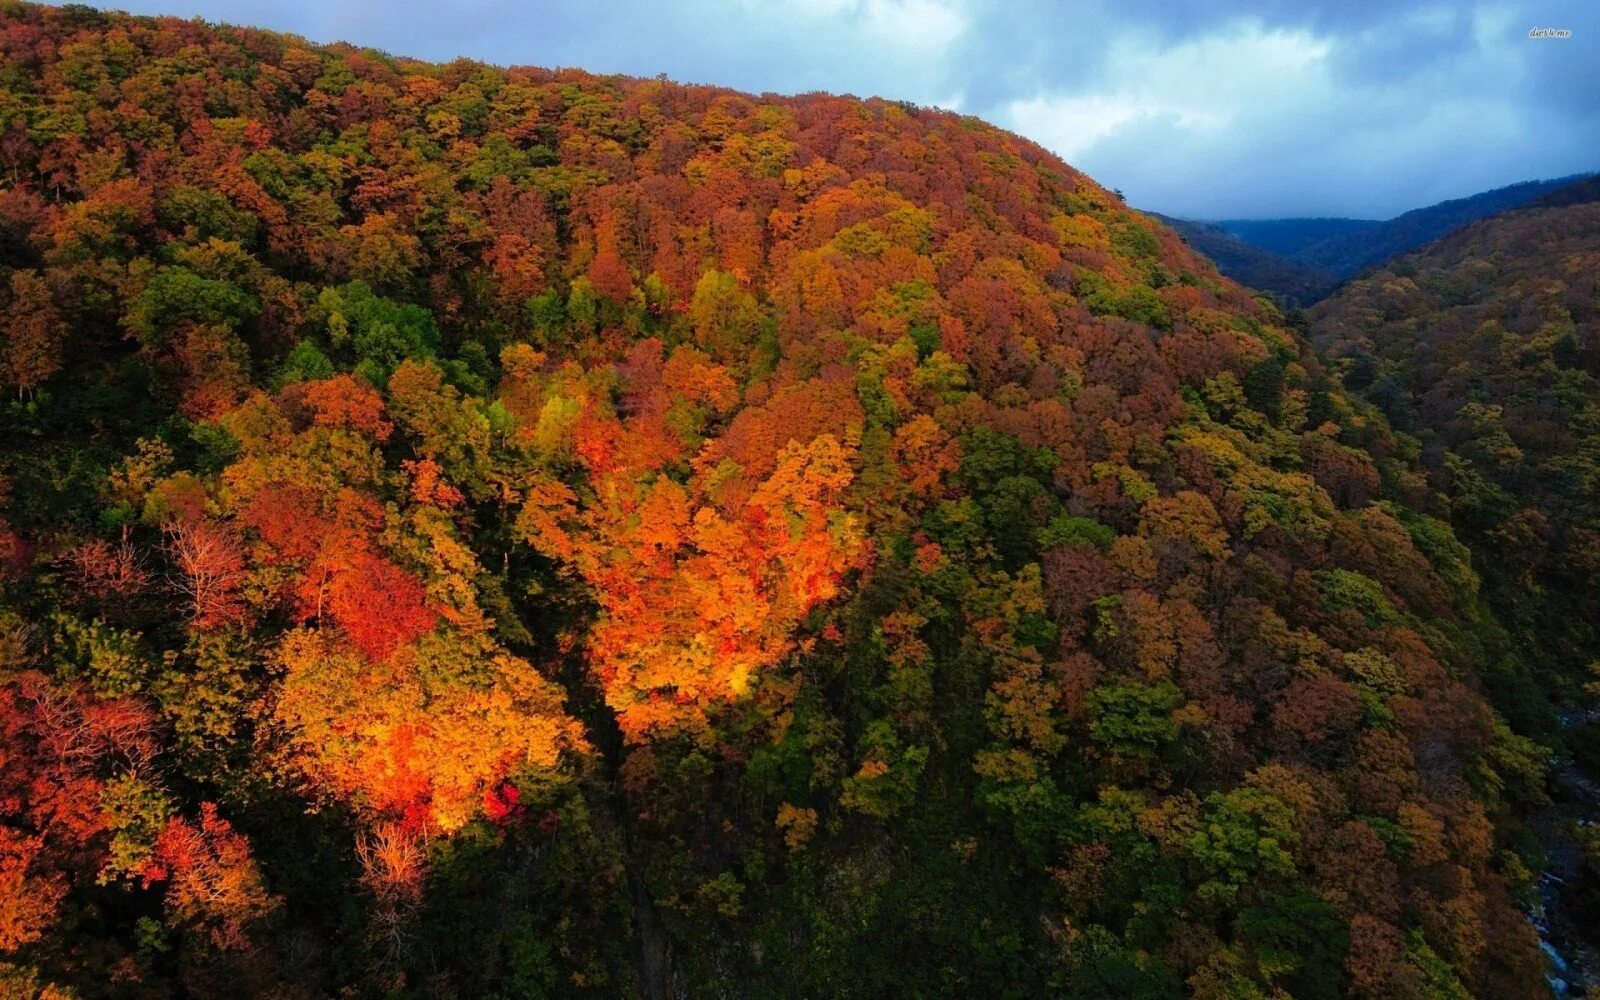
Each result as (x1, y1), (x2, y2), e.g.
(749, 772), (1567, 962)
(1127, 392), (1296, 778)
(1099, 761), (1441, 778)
(1310, 183), (1600, 989)
(1311, 183), (1600, 747)
(0, 4), (1567, 997)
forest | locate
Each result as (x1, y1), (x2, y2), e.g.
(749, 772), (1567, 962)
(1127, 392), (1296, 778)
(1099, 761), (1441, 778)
(1310, 188), (1600, 983)
(0, 3), (1593, 997)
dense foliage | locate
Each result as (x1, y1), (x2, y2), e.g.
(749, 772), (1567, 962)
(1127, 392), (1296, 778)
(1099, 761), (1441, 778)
(0, 4), (1571, 996)
(1311, 189), (1600, 713)
(1310, 180), (1600, 990)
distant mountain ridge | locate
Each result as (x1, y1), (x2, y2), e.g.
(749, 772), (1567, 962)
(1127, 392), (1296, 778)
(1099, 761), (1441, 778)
(1213, 217), (1378, 258)
(1273, 174), (1593, 277)
(1149, 214), (1338, 308)
(1158, 172), (1595, 305)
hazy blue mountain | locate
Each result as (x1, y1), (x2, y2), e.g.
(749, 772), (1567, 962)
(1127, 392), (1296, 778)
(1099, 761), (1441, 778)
(1285, 174), (1592, 277)
(1214, 217), (1378, 257)
(1151, 214), (1338, 308)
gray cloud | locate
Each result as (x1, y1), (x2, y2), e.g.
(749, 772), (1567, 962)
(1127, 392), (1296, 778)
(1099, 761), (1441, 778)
(70, 0), (1600, 218)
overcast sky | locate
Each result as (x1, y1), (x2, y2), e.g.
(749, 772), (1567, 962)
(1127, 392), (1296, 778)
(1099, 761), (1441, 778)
(81, 0), (1598, 219)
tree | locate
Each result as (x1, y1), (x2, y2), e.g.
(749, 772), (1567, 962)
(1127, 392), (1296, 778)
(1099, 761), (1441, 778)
(522, 431), (867, 740)
(141, 803), (279, 951)
(1, 270), (65, 396)
(163, 518), (247, 631)
(271, 629), (585, 833)
(689, 268), (761, 363)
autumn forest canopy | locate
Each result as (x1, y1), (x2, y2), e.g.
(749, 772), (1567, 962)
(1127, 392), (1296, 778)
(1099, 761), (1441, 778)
(0, 2), (1596, 997)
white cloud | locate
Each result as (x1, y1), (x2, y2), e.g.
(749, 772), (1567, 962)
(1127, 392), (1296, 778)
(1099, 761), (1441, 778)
(861, 0), (968, 51)
(1007, 95), (1149, 159)
(1001, 23), (1331, 162)
(737, 0), (968, 53)
(989, 14), (1600, 217)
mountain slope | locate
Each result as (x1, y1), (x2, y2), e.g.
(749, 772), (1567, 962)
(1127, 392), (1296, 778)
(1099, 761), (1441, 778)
(1310, 187), (1600, 987)
(1310, 192), (1600, 707)
(0, 4), (1557, 997)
